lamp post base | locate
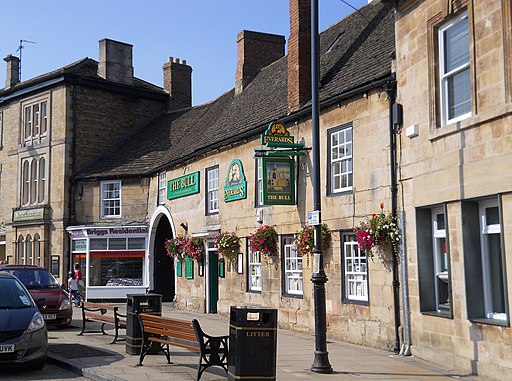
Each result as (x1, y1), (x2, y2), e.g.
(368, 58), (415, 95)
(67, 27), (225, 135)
(311, 350), (333, 374)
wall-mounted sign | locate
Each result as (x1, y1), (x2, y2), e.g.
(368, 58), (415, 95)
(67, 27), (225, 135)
(224, 159), (247, 202)
(168, 171), (200, 200)
(261, 122), (294, 146)
(13, 207), (45, 222)
(262, 158), (295, 205)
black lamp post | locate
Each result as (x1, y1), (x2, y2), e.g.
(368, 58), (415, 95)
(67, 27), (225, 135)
(310, 0), (333, 374)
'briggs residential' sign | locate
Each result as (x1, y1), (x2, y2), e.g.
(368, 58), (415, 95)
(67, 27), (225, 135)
(224, 159), (247, 202)
(168, 171), (200, 200)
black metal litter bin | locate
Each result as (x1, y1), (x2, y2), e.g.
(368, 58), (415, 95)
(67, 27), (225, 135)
(228, 306), (278, 381)
(126, 293), (162, 355)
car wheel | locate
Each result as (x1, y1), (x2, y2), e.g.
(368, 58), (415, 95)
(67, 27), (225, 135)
(29, 358), (46, 370)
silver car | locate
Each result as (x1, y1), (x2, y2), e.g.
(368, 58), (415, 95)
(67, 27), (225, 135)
(0, 271), (48, 369)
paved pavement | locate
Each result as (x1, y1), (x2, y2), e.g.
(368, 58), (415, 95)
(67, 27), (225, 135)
(46, 303), (492, 381)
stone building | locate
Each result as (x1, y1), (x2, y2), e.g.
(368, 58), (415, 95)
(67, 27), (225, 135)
(386, 0), (512, 379)
(73, 0), (400, 352)
(0, 39), (168, 282)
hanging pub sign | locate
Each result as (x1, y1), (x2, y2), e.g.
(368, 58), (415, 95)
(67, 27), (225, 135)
(262, 157), (295, 205)
(168, 171), (200, 200)
(224, 159), (247, 202)
(261, 122), (295, 147)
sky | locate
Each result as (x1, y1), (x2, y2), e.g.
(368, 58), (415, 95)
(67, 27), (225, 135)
(1, 0), (367, 106)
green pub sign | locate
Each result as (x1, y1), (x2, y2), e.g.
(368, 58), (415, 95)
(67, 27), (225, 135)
(262, 157), (295, 205)
(168, 172), (200, 200)
(224, 159), (247, 202)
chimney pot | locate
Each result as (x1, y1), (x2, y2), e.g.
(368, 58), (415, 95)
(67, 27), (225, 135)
(4, 54), (20, 89)
(98, 39), (134, 85)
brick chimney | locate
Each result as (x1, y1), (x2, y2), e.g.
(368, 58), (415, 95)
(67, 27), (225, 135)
(97, 39), (134, 85)
(4, 54), (20, 88)
(163, 57), (192, 109)
(235, 30), (285, 95)
(288, 0), (311, 112)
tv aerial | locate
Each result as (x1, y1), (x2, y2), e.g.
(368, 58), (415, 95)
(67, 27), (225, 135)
(16, 39), (36, 82)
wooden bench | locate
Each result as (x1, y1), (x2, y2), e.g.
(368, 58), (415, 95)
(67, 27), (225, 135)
(79, 301), (126, 344)
(137, 313), (228, 381)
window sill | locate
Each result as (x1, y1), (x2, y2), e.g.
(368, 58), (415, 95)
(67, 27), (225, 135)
(429, 102), (512, 142)
(247, 290), (261, 294)
(327, 188), (353, 197)
(342, 299), (369, 306)
(470, 317), (509, 327)
(282, 293), (303, 299)
(420, 310), (452, 319)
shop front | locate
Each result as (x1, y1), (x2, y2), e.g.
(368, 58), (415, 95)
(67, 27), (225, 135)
(67, 225), (149, 300)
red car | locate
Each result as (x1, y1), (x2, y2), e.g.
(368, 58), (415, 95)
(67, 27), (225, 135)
(0, 265), (73, 327)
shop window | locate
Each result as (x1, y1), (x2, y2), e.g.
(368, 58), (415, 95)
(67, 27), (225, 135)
(438, 11), (471, 126)
(206, 166), (219, 215)
(462, 197), (508, 325)
(247, 245), (261, 292)
(416, 206), (452, 317)
(281, 235), (302, 297)
(342, 233), (368, 304)
(100, 180), (121, 218)
(33, 235), (40, 267)
(17, 235), (25, 264)
(26, 235), (33, 265)
(158, 172), (166, 205)
(327, 123), (353, 195)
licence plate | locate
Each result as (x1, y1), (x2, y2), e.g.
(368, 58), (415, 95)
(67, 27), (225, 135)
(0, 344), (15, 353)
(43, 314), (57, 320)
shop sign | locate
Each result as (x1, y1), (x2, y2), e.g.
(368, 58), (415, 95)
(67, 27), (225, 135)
(86, 227), (148, 237)
(90, 250), (145, 258)
(168, 172), (200, 200)
(224, 159), (247, 202)
(262, 157), (295, 205)
(13, 207), (45, 222)
(261, 122), (294, 146)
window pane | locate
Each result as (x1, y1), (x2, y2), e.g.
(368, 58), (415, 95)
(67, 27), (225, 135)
(487, 234), (505, 314)
(485, 207), (499, 226)
(444, 18), (469, 73)
(447, 68), (471, 119)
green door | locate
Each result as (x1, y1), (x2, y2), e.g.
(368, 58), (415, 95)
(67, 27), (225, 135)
(207, 241), (219, 313)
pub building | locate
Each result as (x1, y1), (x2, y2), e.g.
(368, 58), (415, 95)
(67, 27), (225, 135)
(66, 225), (149, 300)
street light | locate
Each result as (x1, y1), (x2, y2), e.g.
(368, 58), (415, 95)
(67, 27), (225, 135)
(310, 0), (333, 374)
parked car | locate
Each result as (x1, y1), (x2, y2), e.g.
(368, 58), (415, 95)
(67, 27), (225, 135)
(0, 271), (48, 369)
(0, 265), (72, 327)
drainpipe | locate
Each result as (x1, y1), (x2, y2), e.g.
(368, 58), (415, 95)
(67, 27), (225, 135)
(384, 78), (401, 353)
(399, 210), (412, 356)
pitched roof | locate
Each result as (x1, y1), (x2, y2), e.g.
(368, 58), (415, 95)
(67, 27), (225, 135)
(78, 1), (395, 180)
(0, 57), (166, 99)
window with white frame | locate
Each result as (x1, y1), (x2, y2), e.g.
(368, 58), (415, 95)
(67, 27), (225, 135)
(34, 234), (41, 266)
(328, 123), (353, 194)
(431, 208), (450, 312)
(342, 233), (368, 303)
(22, 100), (48, 145)
(26, 235), (33, 265)
(21, 156), (46, 206)
(100, 180), (121, 218)
(255, 158), (264, 206)
(158, 172), (166, 205)
(438, 11), (471, 126)
(206, 166), (219, 214)
(248, 246), (261, 292)
(479, 200), (506, 320)
(282, 236), (302, 296)
(17, 235), (25, 264)
(462, 197), (508, 324)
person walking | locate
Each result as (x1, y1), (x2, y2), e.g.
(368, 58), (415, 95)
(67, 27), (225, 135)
(74, 263), (84, 296)
(67, 270), (79, 305)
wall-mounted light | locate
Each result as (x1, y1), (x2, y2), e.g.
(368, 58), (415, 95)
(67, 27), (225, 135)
(180, 222), (188, 233)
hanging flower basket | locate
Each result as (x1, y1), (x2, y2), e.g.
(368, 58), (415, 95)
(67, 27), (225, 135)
(293, 223), (332, 257)
(164, 235), (188, 261)
(165, 235), (205, 261)
(354, 206), (400, 259)
(214, 231), (240, 263)
(249, 225), (278, 258)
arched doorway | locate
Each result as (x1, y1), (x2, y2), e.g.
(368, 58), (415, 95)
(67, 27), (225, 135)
(153, 215), (175, 302)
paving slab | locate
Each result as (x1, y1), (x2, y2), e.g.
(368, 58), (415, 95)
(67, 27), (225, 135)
(46, 302), (493, 381)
